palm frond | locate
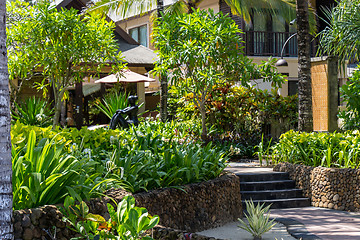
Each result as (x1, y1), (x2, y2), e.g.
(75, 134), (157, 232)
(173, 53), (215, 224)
(86, 0), (156, 20)
(224, 0), (317, 34)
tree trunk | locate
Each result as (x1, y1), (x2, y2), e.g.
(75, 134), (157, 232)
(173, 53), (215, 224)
(188, 2), (196, 13)
(296, 0), (313, 132)
(52, 88), (64, 128)
(187, 0), (202, 13)
(199, 102), (208, 141)
(0, 0), (13, 238)
(157, 0), (168, 123)
(160, 75), (168, 123)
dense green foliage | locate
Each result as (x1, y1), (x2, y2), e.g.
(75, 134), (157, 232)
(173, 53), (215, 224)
(12, 131), (98, 210)
(11, 96), (54, 127)
(62, 196), (159, 240)
(96, 91), (130, 120)
(7, 1), (124, 126)
(272, 130), (360, 168)
(11, 121), (226, 209)
(338, 68), (360, 130)
(152, 9), (285, 139)
(168, 82), (297, 157)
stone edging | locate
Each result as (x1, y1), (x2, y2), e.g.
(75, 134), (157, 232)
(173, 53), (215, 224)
(13, 172), (242, 239)
(274, 162), (360, 212)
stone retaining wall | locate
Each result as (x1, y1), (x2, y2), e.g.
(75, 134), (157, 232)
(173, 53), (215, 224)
(151, 226), (221, 240)
(274, 162), (360, 212)
(13, 173), (242, 240)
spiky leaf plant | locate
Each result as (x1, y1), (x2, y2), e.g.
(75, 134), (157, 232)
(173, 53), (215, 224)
(238, 200), (276, 240)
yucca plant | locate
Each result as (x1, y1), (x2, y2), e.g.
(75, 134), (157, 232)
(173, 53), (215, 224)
(238, 200), (276, 240)
(96, 91), (129, 119)
(11, 96), (54, 127)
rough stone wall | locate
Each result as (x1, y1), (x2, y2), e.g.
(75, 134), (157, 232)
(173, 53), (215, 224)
(13, 173), (242, 240)
(274, 162), (360, 211)
(151, 226), (222, 240)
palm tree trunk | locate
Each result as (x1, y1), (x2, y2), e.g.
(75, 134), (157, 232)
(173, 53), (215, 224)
(159, 75), (168, 122)
(296, 0), (313, 132)
(158, 0), (168, 123)
(0, 0), (13, 238)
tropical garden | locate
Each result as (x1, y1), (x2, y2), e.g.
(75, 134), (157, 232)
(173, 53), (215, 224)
(8, 0), (295, 208)
(1, 0), (360, 239)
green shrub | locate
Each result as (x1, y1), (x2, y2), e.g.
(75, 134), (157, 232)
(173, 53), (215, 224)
(103, 126), (227, 192)
(11, 96), (54, 127)
(12, 120), (226, 209)
(169, 83), (298, 158)
(12, 131), (95, 209)
(96, 91), (129, 120)
(339, 68), (360, 130)
(272, 130), (360, 168)
(62, 195), (159, 240)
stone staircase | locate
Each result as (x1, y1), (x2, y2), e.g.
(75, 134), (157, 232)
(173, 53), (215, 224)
(238, 172), (310, 209)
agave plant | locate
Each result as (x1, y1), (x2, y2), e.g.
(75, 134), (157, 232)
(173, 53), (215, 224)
(238, 200), (276, 240)
(11, 96), (54, 127)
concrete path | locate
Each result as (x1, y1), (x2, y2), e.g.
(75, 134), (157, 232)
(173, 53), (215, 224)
(202, 162), (360, 240)
(270, 207), (360, 240)
(225, 161), (274, 174)
(197, 220), (296, 240)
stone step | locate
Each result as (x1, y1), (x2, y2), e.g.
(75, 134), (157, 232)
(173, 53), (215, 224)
(240, 180), (296, 191)
(242, 198), (311, 209)
(241, 189), (304, 200)
(237, 172), (290, 182)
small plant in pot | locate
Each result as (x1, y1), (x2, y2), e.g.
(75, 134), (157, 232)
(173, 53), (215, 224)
(238, 199), (276, 240)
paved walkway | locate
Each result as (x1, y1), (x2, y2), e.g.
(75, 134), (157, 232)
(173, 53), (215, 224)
(198, 162), (360, 240)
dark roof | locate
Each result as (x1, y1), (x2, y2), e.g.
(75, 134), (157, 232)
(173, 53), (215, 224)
(55, 0), (157, 66)
(116, 36), (158, 66)
(56, 0), (87, 12)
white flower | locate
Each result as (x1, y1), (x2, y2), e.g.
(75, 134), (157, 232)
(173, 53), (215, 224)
(71, 143), (77, 152)
(83, 148), (91, 159)
(36, 114), (45, 122)
(110, 136), (116, 144)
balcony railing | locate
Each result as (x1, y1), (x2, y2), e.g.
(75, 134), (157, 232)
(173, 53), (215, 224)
(244, 31), (317, 57)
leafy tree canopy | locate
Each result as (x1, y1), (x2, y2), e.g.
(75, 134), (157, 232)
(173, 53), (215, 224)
(7, 1), (125, 127)
(152, 9), (285, 139)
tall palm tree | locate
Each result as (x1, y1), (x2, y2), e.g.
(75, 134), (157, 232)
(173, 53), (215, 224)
(297, 0), (312, 132)
(0, 0), (13, 238)
(157, 0), (167, 122)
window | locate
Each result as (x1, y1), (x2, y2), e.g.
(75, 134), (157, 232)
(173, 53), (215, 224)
(288, 81), (298, 96)
(129, 25), (148, 47)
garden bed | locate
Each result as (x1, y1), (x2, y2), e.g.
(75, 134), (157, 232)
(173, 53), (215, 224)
(13, 172), (242, 240)
(274, 162), (360, 212)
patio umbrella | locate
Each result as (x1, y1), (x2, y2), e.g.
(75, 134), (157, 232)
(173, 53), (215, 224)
(95, 69), (155, 83)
